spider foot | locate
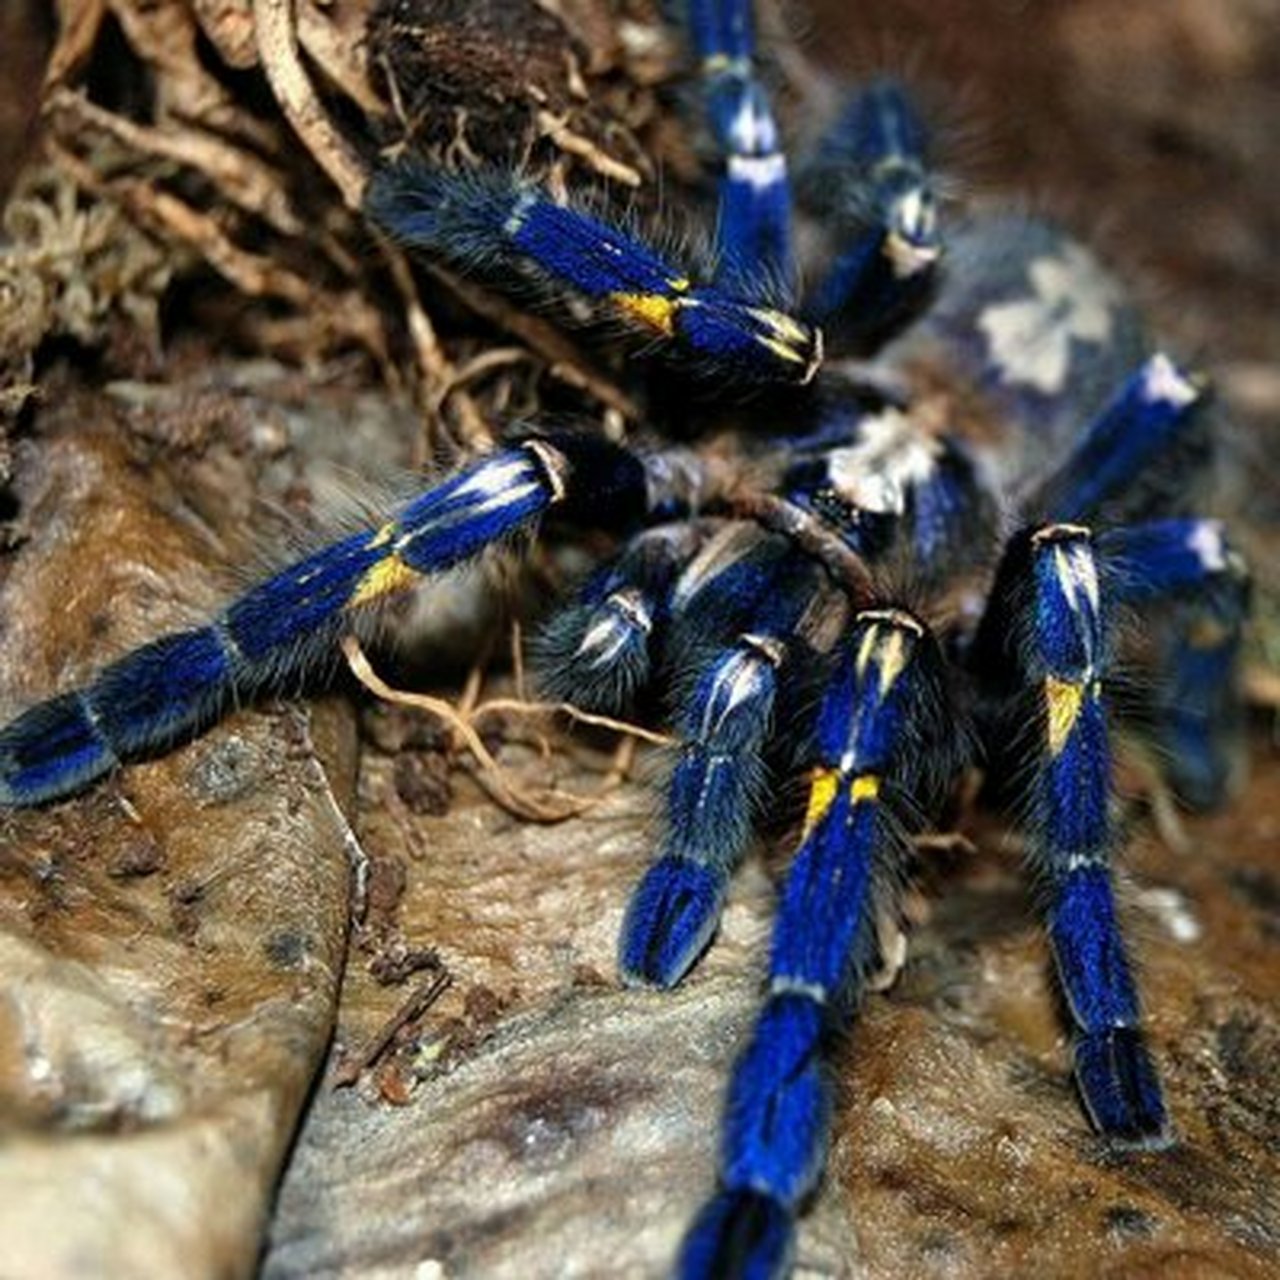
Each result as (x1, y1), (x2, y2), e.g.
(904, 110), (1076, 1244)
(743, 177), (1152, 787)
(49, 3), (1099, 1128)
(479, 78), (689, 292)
(0, 690), (121, 805)
(1074, 1026), (1173, 1150)
(0, 630), (232, 805)
(621, 601), (805, 988)
(677, 1188), (794, 1280)
(618, 855), (727, 988)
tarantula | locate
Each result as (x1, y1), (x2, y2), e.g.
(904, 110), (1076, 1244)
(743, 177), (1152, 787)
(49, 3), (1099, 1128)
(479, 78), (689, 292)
(0, 1), (1249, 1275)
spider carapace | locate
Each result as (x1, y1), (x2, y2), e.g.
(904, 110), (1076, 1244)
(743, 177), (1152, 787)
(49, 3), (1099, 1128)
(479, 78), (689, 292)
(0, 2), (1248, 1276)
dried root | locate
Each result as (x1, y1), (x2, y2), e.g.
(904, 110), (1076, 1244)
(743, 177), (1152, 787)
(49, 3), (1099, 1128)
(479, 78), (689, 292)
(5, 0), (682, 469)
(342, 634), (670, 824)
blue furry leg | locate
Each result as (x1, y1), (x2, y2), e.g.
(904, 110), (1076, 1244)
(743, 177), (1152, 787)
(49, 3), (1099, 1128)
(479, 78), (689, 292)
(678, 1189), (795, 1280)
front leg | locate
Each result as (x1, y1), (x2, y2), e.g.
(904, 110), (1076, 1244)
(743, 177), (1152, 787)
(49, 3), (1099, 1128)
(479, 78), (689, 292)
(987, 523), (1172, 1145)
(679, 607), (960, 1279)
(0, 432), (653, 806)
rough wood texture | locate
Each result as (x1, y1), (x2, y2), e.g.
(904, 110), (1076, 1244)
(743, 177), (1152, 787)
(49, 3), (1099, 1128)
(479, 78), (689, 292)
(0, 408), (360, 1278)
(262, 754), (1280, 1278)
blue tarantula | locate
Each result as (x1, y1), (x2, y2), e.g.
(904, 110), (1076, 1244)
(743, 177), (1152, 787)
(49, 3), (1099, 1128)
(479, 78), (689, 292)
(0, 1), (1250, 1276)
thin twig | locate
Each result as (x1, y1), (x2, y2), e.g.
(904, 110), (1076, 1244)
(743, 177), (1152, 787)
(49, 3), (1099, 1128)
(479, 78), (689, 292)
(429, 347), (534, 417)
(253, 0), (367, 209)
(341, 636), (665, 823)
(535, 108), (643, 187)
(1244, 664), (1280, 709)
(424, 263), (639, 420)
(510, 619), (527, 702)
(722, 490), (876, 603)
(912, 832), (979, 858)
(331, 965), (452, 1088)
(475, 699), (673, 747)
(374, 235), (491, 457)
(45, 86), (304, 236)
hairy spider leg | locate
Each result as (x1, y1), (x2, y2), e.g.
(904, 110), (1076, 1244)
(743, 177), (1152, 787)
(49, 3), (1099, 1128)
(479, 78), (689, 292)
(1014, 524), (1170, 1144)
(679, 609), (945, 1280)
(0, 433), (654, 806)
(1099, 518), (1250, 809)
(364, 165), (821, 385)
(535, 522), (708, 714)
(1033, 352), (1207, 524)
(802, 79), (941, 342)
(687, 0), (794, 299)
(619, 546), (823, 987)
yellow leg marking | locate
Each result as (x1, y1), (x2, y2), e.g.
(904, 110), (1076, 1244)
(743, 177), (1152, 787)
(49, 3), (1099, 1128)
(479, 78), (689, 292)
(758, 335), (807, 366)
(1045, 675), (1085, 757)
(1187, 617), (1231, 650)
(349, 553), (420, 608)
(802, 768), (840, 836)
(850, 774), (880, 805)
(876, 629), (908, 698)
(746, 307), (811, 346)
(612, 292), (678, 335)
(855, 622), (911, 697)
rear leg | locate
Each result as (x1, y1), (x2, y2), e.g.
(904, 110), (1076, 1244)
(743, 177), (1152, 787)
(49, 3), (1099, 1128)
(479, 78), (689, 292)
(688, 0), (795, 299)
(1099, 517), (1250, 809)
(800, 78), (941, 344)
(1023, 351), (1246, 807)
